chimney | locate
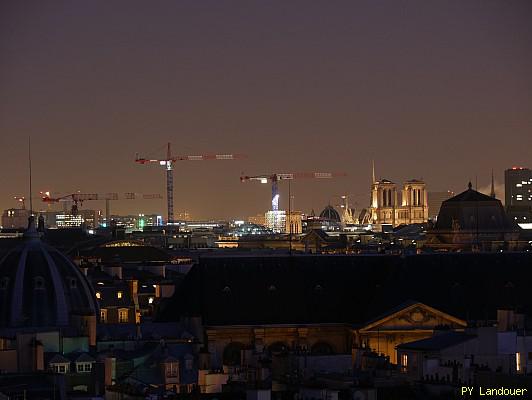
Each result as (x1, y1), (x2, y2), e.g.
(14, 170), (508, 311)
(37, 215), (45, 232)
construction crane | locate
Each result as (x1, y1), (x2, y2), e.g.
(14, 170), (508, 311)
(240, 172), (347, 211)
(40, 191), (162, 221)
(135, 142), (244, 224)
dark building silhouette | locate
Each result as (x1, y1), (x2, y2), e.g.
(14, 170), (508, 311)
(427, 182), (520, 250)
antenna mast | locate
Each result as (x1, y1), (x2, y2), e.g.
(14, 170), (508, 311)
(29, 137), (33, 216)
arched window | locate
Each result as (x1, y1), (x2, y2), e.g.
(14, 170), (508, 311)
(34, 276), (45, 290)
(223, 342), (244, 366)
(311, 341), (334, 355)
(268, 341), (289, 356)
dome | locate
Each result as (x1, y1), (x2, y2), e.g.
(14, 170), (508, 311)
(319, 205), (341, 222)
(435, 183), (516, 231)
(0, 219), (97, 329)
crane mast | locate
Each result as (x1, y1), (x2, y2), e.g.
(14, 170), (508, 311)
(166, 143), (174, 224)
(135, 142), (244, 225)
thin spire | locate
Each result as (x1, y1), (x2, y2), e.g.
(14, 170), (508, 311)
(490, 169), (496, 198)
(372, 159), (376, 184)
(28, 137), (33, 216)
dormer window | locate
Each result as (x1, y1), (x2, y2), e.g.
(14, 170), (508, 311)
(117, 291), (123, 299)
(118, 308), (128, 323)
(166, 362), (179, 377)
(96, 292), (101, 299)
(100, 308), (107, 323)
(76, 362), (93, 373)
(34, 276), (45, 290)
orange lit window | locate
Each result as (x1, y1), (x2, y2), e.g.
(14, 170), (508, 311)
(118, 309), (128, 323)
(117, 291), (122, 299)
(401, 354), (408, 372)
(96, 292), (101, 299)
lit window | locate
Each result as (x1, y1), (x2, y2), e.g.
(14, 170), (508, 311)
(516, 352), (521, 372)
(96, 292), (101, 299)
(118, 309), (128, 323)
(117, 291), (123, 299)
(166, 362), (179, 377)
(100, 309), (107, 323)
(401, 354), (408, 372)
(148, 297), (154, 304)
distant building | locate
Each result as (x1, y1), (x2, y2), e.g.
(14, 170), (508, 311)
(368, 178), (429, 229)
(265, 210), (286, 233)
(1, 208), (31, 229)
(56, 209), (100, 228)
(427, 191), (454, 220)
(426, 182), (521, 251)
(248, 213), (266, 226)
(505, 167), (532, 227)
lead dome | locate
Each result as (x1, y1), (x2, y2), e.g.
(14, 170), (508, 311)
(0, 218), (97, 329)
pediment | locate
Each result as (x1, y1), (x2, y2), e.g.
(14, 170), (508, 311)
(359, 302), (466, 332)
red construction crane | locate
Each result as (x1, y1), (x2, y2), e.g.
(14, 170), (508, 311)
(135, 142), (245, 224)
(240, 172), (347, 211)
(41, 191), (162, 220)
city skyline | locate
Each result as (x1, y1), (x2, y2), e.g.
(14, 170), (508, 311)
(1, 1), (531, 219)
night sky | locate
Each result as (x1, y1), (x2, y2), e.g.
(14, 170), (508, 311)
(1, 1), (531, 220)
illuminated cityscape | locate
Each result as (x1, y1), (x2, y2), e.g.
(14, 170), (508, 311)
(1, 1), (532, 399)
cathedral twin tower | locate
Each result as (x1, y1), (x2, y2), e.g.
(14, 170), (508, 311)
(368, 171), (429, 228)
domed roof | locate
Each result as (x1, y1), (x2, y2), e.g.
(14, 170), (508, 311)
(0, 218), (97, 329)
(435, 183), (516, 231)
(319, 205), (341, 222)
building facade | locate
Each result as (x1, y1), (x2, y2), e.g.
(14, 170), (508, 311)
(369, 179), (429, 228)
(505, 167), (532, 227)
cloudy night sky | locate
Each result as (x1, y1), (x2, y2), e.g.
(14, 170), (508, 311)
(1, 1), (531, 219)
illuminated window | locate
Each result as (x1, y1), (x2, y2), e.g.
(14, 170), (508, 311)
(516, 352), (522, 372)
(148, 297), (154, 304)
(117, 291), (123, 299)
(118, 308), (128, 323)
(401, 354), (408, 372)
(100, 309), (107, 323)
(166, 362), (179, 377)
(96, 292), (101, 299)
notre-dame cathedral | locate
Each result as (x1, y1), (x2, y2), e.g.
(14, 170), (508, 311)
(362, 163), (429, 228)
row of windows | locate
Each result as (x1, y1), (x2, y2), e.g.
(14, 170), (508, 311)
(100, 308), (129, 323)
(96, 291), (123, 299)
(51, 362), (93, 374)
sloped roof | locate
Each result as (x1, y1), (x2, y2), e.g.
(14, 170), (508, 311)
(49, 354), (70, 364)
(435, 185), (517, 231)
(157, 253), (532, 326)
(445, 187), (497, 203)
(397, 331), (475, 351)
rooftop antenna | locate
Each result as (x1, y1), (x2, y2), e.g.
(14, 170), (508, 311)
(490, 169), (496, 198)
(28, 137), (33, 216)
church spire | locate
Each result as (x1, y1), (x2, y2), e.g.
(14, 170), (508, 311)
(372, 159), (376, 184)
(490, 169), (496, 198)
